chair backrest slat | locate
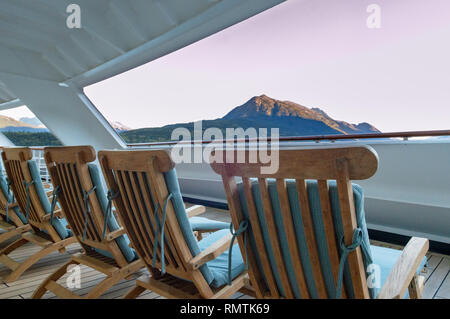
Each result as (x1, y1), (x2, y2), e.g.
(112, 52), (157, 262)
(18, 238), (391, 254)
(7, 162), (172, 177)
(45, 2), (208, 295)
(210, 146), (378, 299)
(335, 159), (369, 299)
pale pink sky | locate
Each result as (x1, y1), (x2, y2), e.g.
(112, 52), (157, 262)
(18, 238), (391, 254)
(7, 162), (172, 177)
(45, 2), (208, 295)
(80, 0), (450, 132)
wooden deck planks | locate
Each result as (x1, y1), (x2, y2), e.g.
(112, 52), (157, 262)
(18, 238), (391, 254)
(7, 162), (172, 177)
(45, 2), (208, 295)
(429, 256), (450, 299)
(422, 256), (450, 299)
(1, 206), (449, 299)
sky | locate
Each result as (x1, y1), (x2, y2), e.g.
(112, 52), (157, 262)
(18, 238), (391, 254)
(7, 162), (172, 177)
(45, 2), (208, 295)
(6, 0), (450, 132)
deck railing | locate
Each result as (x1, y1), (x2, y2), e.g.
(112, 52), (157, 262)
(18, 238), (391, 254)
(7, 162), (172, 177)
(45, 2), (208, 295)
(0, 129), (449, 179)
(126, 129), (450, 148)
(30, 147), (50, 182)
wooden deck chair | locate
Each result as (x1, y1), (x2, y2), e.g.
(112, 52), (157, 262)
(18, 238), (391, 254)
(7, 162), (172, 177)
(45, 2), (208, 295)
(210, 146), (429, 299)
(0, 159), (32, 244)
(99, 150), (248, 299)
(0, 147), (77, 283)
(32, 146), (145, 299)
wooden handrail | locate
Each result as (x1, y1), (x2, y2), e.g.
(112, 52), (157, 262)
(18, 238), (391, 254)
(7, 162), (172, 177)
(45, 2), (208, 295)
(0, 146), (44, 151)
(127, 129), (450, 148)
(1, 130), (449, 150)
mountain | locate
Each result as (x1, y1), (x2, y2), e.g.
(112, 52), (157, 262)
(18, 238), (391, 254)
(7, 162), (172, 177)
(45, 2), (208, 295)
(224, 95), (378, 135)
(120, 95), (380, 143)
(310, 107), (378, 134)
(0, 115), (38, 129)
(0, 115), (50, 133)
(0, 115), (131, 133)
(19, 117), (45, 128)
(110, 121), (131, 132)
(0, 95), (379, 145)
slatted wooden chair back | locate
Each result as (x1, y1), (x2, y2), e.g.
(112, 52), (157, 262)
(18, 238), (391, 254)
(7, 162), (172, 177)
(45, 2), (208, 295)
(0, 170), (23, 228)
(210, 146), (379, 299)
(44, 146), (129, 266)
(1, 147), (59, 239)
(0, 160), (9, 210)
(0, 186), (9, 214)
(0, 174), (11, 217)
(98, 150), (211, 290)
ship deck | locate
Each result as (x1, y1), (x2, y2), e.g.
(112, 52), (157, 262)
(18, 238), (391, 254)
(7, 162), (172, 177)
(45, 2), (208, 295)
(0, 205), (449, 299)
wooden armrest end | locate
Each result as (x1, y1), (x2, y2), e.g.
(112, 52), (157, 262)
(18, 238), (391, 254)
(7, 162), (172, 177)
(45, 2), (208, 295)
(188, 233), (233, 270)
(43, 182), (52, 189)
(106, 228), (126, 241)
(7, 202), (19, 209)
(42, 208), (63, 221)
(186, 205), (206, 218)
(377, 237), (429, 299)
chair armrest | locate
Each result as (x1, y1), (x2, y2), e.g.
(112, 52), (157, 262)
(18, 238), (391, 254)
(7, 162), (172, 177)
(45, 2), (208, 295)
(7, 202), (18, 209)
(186, 205), (206, 218)
(188, 233), (233, 270)
(377, 237), (429, 299)
(43, 182), (52, 189)
(106, 228), (126, 242)
(42, 208), (63, 221)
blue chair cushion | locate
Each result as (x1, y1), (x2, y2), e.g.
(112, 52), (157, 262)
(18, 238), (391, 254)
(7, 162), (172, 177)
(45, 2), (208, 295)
(189, 217), (230, 232)
(163, 168), (216, 285)
(197, 229), (246, 288)
(371, 245), (427, 298)
(28, 160), (71, 239)
(87, 164), (137, 262)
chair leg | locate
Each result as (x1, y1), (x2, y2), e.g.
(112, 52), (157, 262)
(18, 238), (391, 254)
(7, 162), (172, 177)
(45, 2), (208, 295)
(0, 237), (28, 256)
(408, 274), (425, 299)
(194, 231), (202, 241)
(238, 275), (257, 298)
(123, 284), (147, 299)
(0, 225), (31, 245)
(211, 273), (247, 299)
(32, 259), (80, 299)
(34, 256), (143, 299)
(85, 259), (144, 299)
(3, 237), (76, 283)
(0, 229), (22, 245)
(34, 260), (127, 299)
(85, 275), (122, 299)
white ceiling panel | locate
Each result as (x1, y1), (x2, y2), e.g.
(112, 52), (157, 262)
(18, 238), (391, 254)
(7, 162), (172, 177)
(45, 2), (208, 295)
(0, 0), (285, 106)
